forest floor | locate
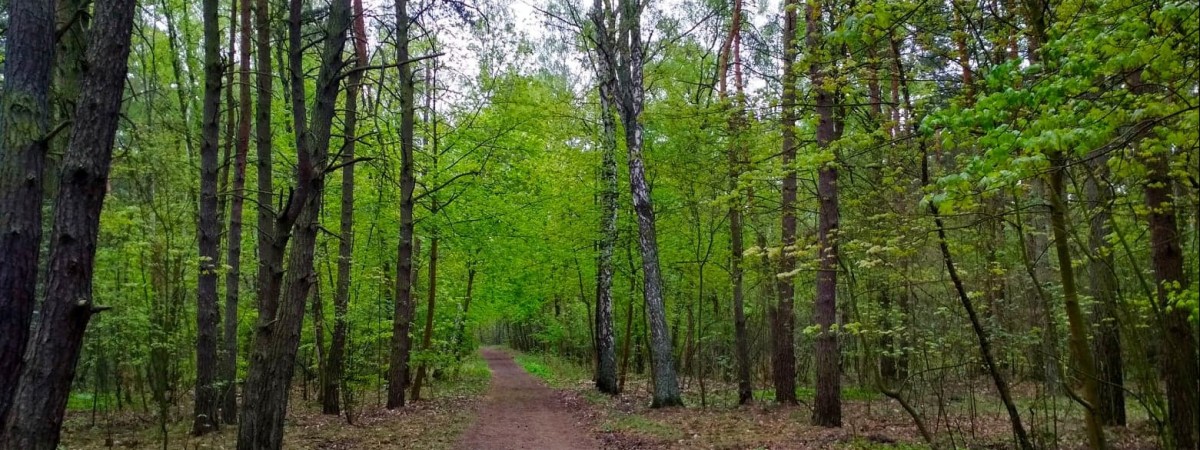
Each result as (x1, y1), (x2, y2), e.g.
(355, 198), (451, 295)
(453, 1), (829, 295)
(58, 353), (492, 449)
(58, 348), (1164, 449)
(510, 351), (1164, 450)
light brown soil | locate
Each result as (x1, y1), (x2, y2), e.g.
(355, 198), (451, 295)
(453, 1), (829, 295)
(457, 348), (598, 450)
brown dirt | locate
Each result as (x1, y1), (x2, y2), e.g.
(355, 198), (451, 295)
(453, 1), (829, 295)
(457, 348), (598, 450)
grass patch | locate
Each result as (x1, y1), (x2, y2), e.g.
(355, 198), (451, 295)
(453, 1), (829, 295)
(66, 393), (116, 411)
(511, 350), (590, 389)
(602, 413), (685, 441)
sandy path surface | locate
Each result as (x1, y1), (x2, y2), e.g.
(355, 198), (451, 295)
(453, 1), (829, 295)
(456, 348), (598, 450)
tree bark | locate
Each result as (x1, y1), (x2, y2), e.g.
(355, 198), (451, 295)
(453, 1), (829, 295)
(806, 0), (842, 427)
(0, 0), (56, 425)
(773, 0), (801, 406)
(590, 0), (621, 396)
(0, 0), (136, 446)
(194, 0), (226, 435)
(1046, 152), (1107, 449)
(1144, 148), (1199, 450)
(387, 0), (418, 409)
(604, 0), (683, 408)
(1083, 155), (1126, 427)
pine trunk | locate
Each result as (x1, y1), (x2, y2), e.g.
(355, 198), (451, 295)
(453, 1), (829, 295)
(193, 0), (225, 435)
(0, 1), (136, 446)
(773, 0), (801, 406)
(0, 0), (56, 425)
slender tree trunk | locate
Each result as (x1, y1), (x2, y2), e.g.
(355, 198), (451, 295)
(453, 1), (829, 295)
(411, 233), (439, 401)
(387, 0), (418, 409)
(0, 0), (56, 425)
(193, 0), (226, 435)
(325, 0), (369, 416)
(1084, 156), (1126, 426)
(590, 0), (621, 395)
(717, 0), (753, 406)
(0, 1), (136, 446)
(221, 0), (255, 423)
(1046, 152), (1108, 449)
(806, 0), (843, 427)
(773, 0), (801, 406)
(311, 279), (328, 403)
(605, 0), (682, 408)
(893, 31), (1032, 448)
(254, 0), (276, 322)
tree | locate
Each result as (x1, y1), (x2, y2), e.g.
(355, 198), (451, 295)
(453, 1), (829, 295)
(324, 0), (370, 417)
(589, 0), (621, 397)
(773, 0), (800, 406)
(220, 0), (254, 424)
(236, 0), (351, 446)
(0, 0), (137, 446)
(806, 0), (842, 427)
(0, 0), (56, 425)
(193, 0), (226, 434)
(387, 0), (419, 410)
(716, 0), (753, 406)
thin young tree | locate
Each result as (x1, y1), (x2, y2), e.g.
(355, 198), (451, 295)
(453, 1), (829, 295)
(324, 0), (370, 416)
(221, 0), (255, 423)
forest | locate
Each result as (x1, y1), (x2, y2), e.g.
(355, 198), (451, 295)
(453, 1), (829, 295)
(0, 0), (1197, 448)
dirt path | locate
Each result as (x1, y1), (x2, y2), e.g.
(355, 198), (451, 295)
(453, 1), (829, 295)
(456, 348), (597, 450)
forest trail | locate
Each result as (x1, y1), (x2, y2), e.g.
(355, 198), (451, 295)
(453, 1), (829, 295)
(456, 348), (598, 450)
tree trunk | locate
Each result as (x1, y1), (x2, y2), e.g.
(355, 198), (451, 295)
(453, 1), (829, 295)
(717, 0), (753, 406)
(806, 0), (843, 427)
(254, 0), (277, 324)
(387, 0), (418, 410)
(773, 0), (801, 406)
(311, 279), (328, 404)
(0, 0), (56, 425)
(325, 0), (368, 416)
(221, 0), (254, 423)
(235, 0), (349, 446)
(0, 1), (136, 446)
(193, 0), (226, 435)
(411, 233), (439, 401)
(590, 0), (621, 396)
(1144, 148), (1199, 450)
(604, 0), (682, 408)
(1084, 156), (1126, 426)
(1046, 152), (1107, 449)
